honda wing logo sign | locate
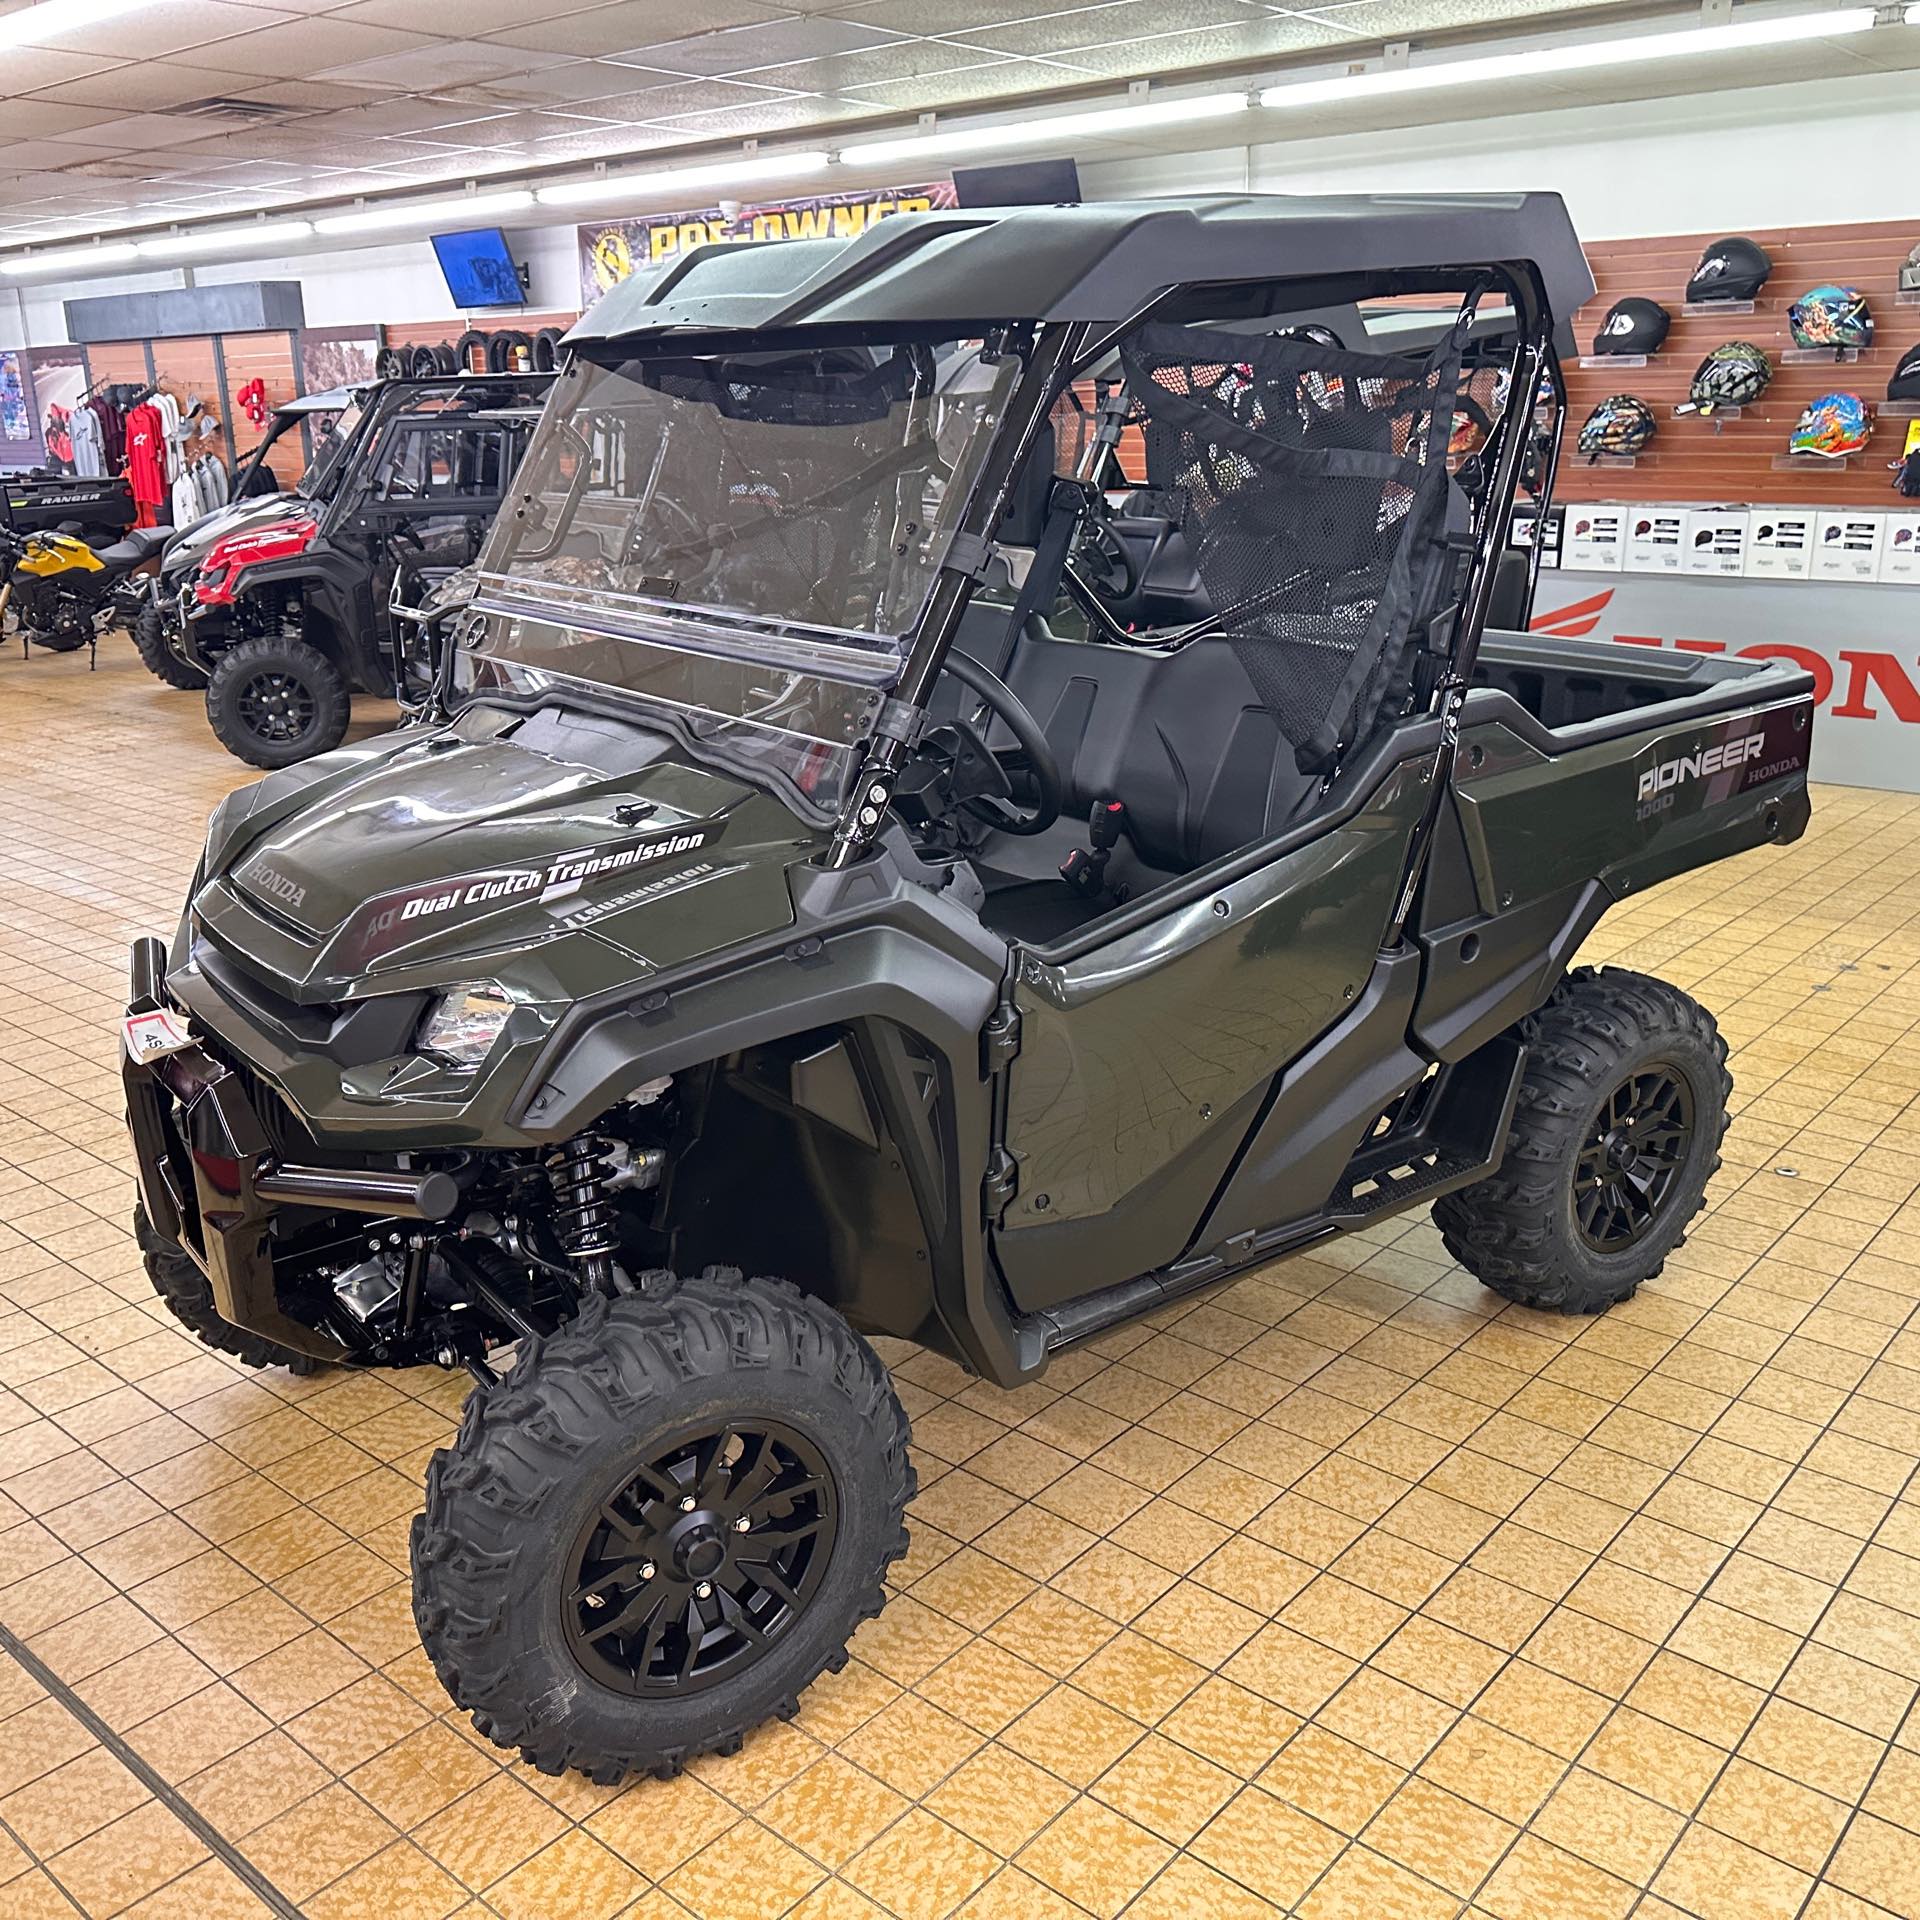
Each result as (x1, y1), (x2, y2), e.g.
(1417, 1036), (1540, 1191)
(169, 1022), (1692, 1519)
(339, 823), (720, 967)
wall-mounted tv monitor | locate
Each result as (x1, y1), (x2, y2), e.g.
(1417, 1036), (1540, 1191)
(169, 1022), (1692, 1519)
(430, 227), (525, 310)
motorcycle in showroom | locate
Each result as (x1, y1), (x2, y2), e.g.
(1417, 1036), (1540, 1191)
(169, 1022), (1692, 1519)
(0, 518), (169, 664)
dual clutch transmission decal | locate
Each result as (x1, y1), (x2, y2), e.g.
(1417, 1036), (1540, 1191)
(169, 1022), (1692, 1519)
(340, 821), (722, 966)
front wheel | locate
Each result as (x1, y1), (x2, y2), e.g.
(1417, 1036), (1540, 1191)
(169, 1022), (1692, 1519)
(1433, 967), (1729, 1314)
(412, 1273), (915, 1782)
(205, 634), (348, 768)
(135, 1206), (323, 1374)
(132, 602), (207, 689)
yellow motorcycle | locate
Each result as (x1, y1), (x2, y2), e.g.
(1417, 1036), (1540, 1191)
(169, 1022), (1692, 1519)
(0, 521), (168, 663)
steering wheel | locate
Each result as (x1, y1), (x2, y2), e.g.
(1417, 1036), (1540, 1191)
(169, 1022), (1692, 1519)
(1074, 517), (1139, 603)
(936, 650), (1062, 837)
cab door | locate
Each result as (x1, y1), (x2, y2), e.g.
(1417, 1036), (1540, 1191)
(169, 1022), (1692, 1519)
(989, 761), (1428, 1313)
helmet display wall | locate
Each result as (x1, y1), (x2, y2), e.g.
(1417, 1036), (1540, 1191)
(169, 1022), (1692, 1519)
(1558, 216), (1917, 508)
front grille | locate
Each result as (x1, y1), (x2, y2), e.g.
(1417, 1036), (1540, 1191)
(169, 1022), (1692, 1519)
(207, 1043), (317, 1158)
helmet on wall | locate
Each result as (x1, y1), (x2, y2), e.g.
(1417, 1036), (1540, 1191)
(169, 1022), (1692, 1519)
(1578, 394), (1657, 461)
(1590, 297), (1671, 357)
(1787, 392), (1872, 459)
(1788, 285), (1873, 355)
(1901, 244), (1920, 295)
(1889, 343), (1920, 403)
(1686, 236), (1772, 304)
(1677, 341), (1772, 417)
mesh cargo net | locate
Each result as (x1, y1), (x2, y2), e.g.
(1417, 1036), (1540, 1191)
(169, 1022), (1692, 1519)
(1120, 322), (1465, 773)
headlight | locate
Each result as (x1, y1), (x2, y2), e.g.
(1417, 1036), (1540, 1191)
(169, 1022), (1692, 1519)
(417, 983), (514, 1069)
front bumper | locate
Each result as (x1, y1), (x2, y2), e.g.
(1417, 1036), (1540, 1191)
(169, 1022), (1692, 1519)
(124, 936), (460, 1367)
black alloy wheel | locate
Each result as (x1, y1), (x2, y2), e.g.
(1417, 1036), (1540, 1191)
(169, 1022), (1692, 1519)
(205, 635), (350, 768)
(236, 666), (315, 745)
(1574, 1064), (1694, 1251)
(565, 1420), (837, 1698)
(1433, 967), (1730, 1315)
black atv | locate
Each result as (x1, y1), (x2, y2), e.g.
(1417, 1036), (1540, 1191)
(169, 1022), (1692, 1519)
(162, 373), (550, 767)
(124, 195), (1814, 1784)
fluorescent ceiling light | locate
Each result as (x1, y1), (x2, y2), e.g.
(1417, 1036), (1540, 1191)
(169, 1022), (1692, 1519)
(537, 150), (832, 210)
(0, 241), (141, 277)
(313, 188), (535, 237)
(136, 219), (315, 260)
(0, 0), (159, 50)
(1260, 8), (1878, 108)
(842, 92), (1247, 166)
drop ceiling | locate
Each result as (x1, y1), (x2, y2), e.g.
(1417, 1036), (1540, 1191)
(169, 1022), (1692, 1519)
(0, 0), (1904, 249)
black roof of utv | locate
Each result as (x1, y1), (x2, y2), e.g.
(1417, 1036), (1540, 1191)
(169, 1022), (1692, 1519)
(568, 192), (1596, 349)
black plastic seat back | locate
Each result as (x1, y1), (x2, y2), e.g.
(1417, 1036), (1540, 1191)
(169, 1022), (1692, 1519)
(1002, 627), (1323, 871)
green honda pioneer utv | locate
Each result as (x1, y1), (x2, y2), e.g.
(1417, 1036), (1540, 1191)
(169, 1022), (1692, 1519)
(124, 194), (1814, 1783)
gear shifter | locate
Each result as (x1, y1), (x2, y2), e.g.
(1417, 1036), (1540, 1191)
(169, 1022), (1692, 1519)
(1060, 799), (1128, 901)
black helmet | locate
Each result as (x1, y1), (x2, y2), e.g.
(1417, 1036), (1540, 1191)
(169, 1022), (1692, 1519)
(1686, 236), (1772, 304)
(1275, 323), (1346, 350)
(1890, 343), (1920, 403)
(1578, 394), (1657, 461)
(1677, 341), (1772, 417)
(1591, 297), (1671, 357)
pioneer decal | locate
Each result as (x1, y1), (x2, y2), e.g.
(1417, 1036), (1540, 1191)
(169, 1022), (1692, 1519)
(1636, 731), (1765, 801)
(1634, 705), (1809, 821)
(339, 822), (721, 965)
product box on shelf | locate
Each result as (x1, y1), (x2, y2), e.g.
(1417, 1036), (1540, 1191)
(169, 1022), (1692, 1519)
(1880, 513), (1920, 585)
(1625, 506), (1686, 574)
(1682, 508), (1749, 576)
(1812, 512), (1885, 583)
(1563, 506), (1626, 571)
(1744, 509), (1817, 580)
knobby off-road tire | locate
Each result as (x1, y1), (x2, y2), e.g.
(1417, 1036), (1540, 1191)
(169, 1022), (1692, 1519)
(412, 1272), (916, 1783)
(134, 1205), (323, 1374)
(132, 602), (207, 690)
(206, 635), (349, 768)
(1433, 966), (1729, 1314)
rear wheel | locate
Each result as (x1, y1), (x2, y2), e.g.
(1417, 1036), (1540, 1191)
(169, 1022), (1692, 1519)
(412, 1273), (915, 1782)
(206, 634), (349, 768)
(1433, 967), (1729, 1313)
(131, 603), (207, 689)
(135, 1205), (323, 1374)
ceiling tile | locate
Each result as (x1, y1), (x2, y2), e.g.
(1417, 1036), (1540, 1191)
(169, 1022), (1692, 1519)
(960, 0), (1258, 57)
(0, 101), (118, 141)
(177, 16), (441, 78)
(837, 56), (1091, 108)
(332, 0), (609, 26)
(1059, 11), (1357, 75)
(828, 0), (1053, 29)
(449, 58), (669, 105)
(13, 0), (297, 59)
(5, 46), (123, 91)
(483, 0), (794, 56)
(724, 35), (1007, 89)
(613, 13), (902, 74)
(316, 39), (577, 91)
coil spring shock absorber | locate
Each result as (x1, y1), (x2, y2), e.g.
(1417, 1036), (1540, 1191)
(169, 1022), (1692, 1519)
(549, 1132), (617, 1293)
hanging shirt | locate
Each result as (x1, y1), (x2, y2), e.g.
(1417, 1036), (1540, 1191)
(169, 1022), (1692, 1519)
(68, 406), (104, 477)
(154, 392), (183, 481)
(171, 462), (199, 529)
(124, 403), (168, 509)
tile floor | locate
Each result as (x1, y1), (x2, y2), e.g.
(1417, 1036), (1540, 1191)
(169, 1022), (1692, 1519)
(1, 641), (1917, 1920)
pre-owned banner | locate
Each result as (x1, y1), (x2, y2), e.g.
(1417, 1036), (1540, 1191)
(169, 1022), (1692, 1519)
(578, 181), (955, 307)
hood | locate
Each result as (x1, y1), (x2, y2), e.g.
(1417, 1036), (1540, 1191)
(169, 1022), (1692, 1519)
(195, 717), (820, 997)
(162, 492), (300, 575)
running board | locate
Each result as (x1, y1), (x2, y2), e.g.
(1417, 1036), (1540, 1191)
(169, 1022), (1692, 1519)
(1034, 1037), (1524, 1354)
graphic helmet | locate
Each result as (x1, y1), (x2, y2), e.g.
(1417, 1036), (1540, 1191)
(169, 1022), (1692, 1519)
(1901, 244), (1920, 295)
(1591, 297), (1671, 357)
(1577, 394), (1657, 461)
(1787, 392), (1872, 459)
(1678, 341), (1772, 417)
(1686, 236), (1772, 304)
(1788, 285), (1873, 354)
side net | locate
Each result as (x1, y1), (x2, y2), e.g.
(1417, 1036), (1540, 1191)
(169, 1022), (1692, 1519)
(1119, 321), (1466, 774)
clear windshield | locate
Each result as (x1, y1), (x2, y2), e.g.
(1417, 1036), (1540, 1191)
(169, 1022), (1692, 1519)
(456, 339), (1018, 814)
(294, 398), (362, 497)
